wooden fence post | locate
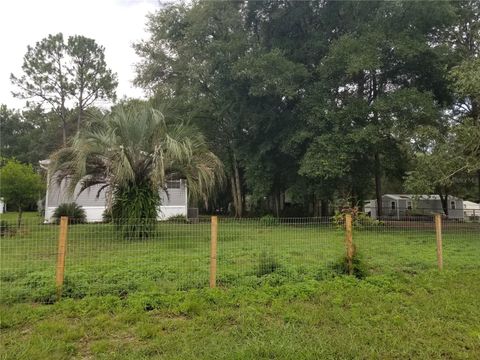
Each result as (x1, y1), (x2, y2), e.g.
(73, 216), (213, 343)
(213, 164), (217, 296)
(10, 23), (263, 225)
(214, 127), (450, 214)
(56, 216), (69, 300)
(345, 213), (354, 275)
(210, 216), (218, 288)
(435, 213), (443, 271)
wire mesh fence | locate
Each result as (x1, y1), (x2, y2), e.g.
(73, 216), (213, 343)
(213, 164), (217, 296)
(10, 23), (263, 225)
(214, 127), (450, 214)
(0, 214), (479, 304)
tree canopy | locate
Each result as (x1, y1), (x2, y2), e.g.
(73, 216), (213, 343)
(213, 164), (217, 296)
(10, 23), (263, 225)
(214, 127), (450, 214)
(11, 33), (117, 145)
(2, 0), (480, 218)
(0, 159), (44, 226)
(134, 0), (480, 216)
(50, 102), (223, 236)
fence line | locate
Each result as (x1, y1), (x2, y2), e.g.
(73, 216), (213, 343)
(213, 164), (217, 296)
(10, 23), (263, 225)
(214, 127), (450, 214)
(0, 214), (478, 303)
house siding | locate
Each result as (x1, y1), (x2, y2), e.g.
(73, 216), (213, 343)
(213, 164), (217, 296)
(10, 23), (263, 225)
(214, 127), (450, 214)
(365, 195), (464, 220)
(44, 179), (187, 222)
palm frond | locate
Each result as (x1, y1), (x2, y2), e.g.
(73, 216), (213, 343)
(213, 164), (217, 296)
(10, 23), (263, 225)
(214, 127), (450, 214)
(49, 102), (224, 207)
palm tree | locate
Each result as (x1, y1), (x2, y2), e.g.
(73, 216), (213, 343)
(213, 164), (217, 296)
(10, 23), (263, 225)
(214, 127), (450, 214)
(50, 102), (223, 237)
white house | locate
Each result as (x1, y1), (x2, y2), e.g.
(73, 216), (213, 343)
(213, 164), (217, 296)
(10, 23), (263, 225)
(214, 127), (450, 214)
(39, 160), (188, 223)
(463, 201), (480, 219)
(0, 198), (5, 214)
(364, 194), (464, 220)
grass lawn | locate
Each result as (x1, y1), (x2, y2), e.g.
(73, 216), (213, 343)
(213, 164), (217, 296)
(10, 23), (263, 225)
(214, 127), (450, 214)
(1, 212), (479, 359)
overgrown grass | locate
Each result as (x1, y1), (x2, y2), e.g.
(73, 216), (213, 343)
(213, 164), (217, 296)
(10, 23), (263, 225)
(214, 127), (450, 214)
(1, 212), (479, 358)
(1, 271), (479, 359)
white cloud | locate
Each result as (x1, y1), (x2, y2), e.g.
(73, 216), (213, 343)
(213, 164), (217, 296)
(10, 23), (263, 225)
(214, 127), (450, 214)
(0, 0), (158, 109)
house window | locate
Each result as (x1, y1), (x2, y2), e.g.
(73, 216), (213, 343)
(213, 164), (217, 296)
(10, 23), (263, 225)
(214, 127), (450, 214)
(450, 201), (456, 210)
(407, 201), (412, 210)
(391, 201), (396, 210)
(166, 180), (181, 189)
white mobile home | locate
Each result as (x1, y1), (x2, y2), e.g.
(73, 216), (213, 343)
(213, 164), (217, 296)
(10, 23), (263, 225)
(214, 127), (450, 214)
(40, 161), (188, 223)
(463, 201), (480, 219)
(364, 194), (464, 220)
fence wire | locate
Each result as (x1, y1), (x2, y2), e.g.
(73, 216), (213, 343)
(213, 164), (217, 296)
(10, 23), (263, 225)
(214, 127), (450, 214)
(0, 215), (479, 304)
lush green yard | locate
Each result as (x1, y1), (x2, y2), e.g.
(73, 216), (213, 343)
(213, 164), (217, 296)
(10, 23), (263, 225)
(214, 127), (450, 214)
(1, 212), (479, 359)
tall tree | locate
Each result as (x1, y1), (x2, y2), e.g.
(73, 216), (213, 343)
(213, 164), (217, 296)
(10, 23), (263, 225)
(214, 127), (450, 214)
(11, 34), (71, 145)
(0, 159), (44, 227)
(135, 1), (250, 216)
(299, 1), (453, 215)
(11, 33), (117, 145)
(0, 104), (67, 165)
(67, 35), (117, 132)
(135, 0), (477, 216)
(50, 102), (223, 237)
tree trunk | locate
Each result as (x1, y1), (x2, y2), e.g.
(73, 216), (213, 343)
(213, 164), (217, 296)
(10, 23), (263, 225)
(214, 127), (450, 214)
(374, 152), (383, 217)
(77, 75), (85, 133)
(233, 156), (243, 218)
(77, 106), (83, 134)
(314, 196), (321, 217)
(274, 191), (280, 218)
(321, 199), (329, 217)
(17, 208), (23, 229)
(439, 190), (449, 217)
(230, 176), (239, 217)
(58, 55), (68, 147)
(477, 170), (480, 203)
(61, 119), (67, 146)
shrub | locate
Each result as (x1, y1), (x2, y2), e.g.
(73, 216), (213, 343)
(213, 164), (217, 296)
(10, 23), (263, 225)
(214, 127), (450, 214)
(333, 208), (383, 229)
(111, 183), (159, 239)
(256, 251), (281, 276)
(0, 220), (15, 237)
(0, 159), (44, 227)
(52, 203), (87, 224)
(102, 209), (113, 223)
(165, 214), (189, 223)
(260, 214), (279, 226)
(330, 248), (368, 279)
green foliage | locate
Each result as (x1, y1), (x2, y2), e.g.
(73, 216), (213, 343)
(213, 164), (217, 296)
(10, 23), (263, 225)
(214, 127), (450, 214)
(330, 250), (369, 280)
(132, 0), (480, 215)
(0, 159), (44, 226)
(102, 209), (112, 223)
(259, 215), (279, 226)
(2, 270), (480, 358)
(404, 126), (478, 212)
(111, 182), (159, 238)
(332, 209), (383, 229)
(10, 33), (117, 143)
(0, 105), (83, 165)
(0, 220), (14, 237)
(256, 251), (281, 277)
(52, 203), (86, 224)
(165, 214), (189, 223)
(50, 102), (223, 238)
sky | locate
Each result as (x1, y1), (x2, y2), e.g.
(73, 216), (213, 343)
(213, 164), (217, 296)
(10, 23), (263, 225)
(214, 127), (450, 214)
(0, 0), (160, 110)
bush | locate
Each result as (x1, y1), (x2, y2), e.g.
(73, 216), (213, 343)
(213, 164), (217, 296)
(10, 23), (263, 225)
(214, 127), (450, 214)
(52, 203), (87, 224)
(111, 183), (159, 239)
(102, 209), (113, 223)
(0, 220), (15, 237)
(260, 215), (279, 226)
(333, 208), (383, 229)
(330, 248), (368, 279)
(256, 251), (281, 276)
(165, 214), (189, 223)
(0, 159), (44, 227)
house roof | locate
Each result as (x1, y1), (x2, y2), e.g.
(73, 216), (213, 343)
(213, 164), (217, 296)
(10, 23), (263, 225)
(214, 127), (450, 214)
(365, 194), (463, 203)
(463, 201), (480, 209)
(382, 194), (462, 201)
